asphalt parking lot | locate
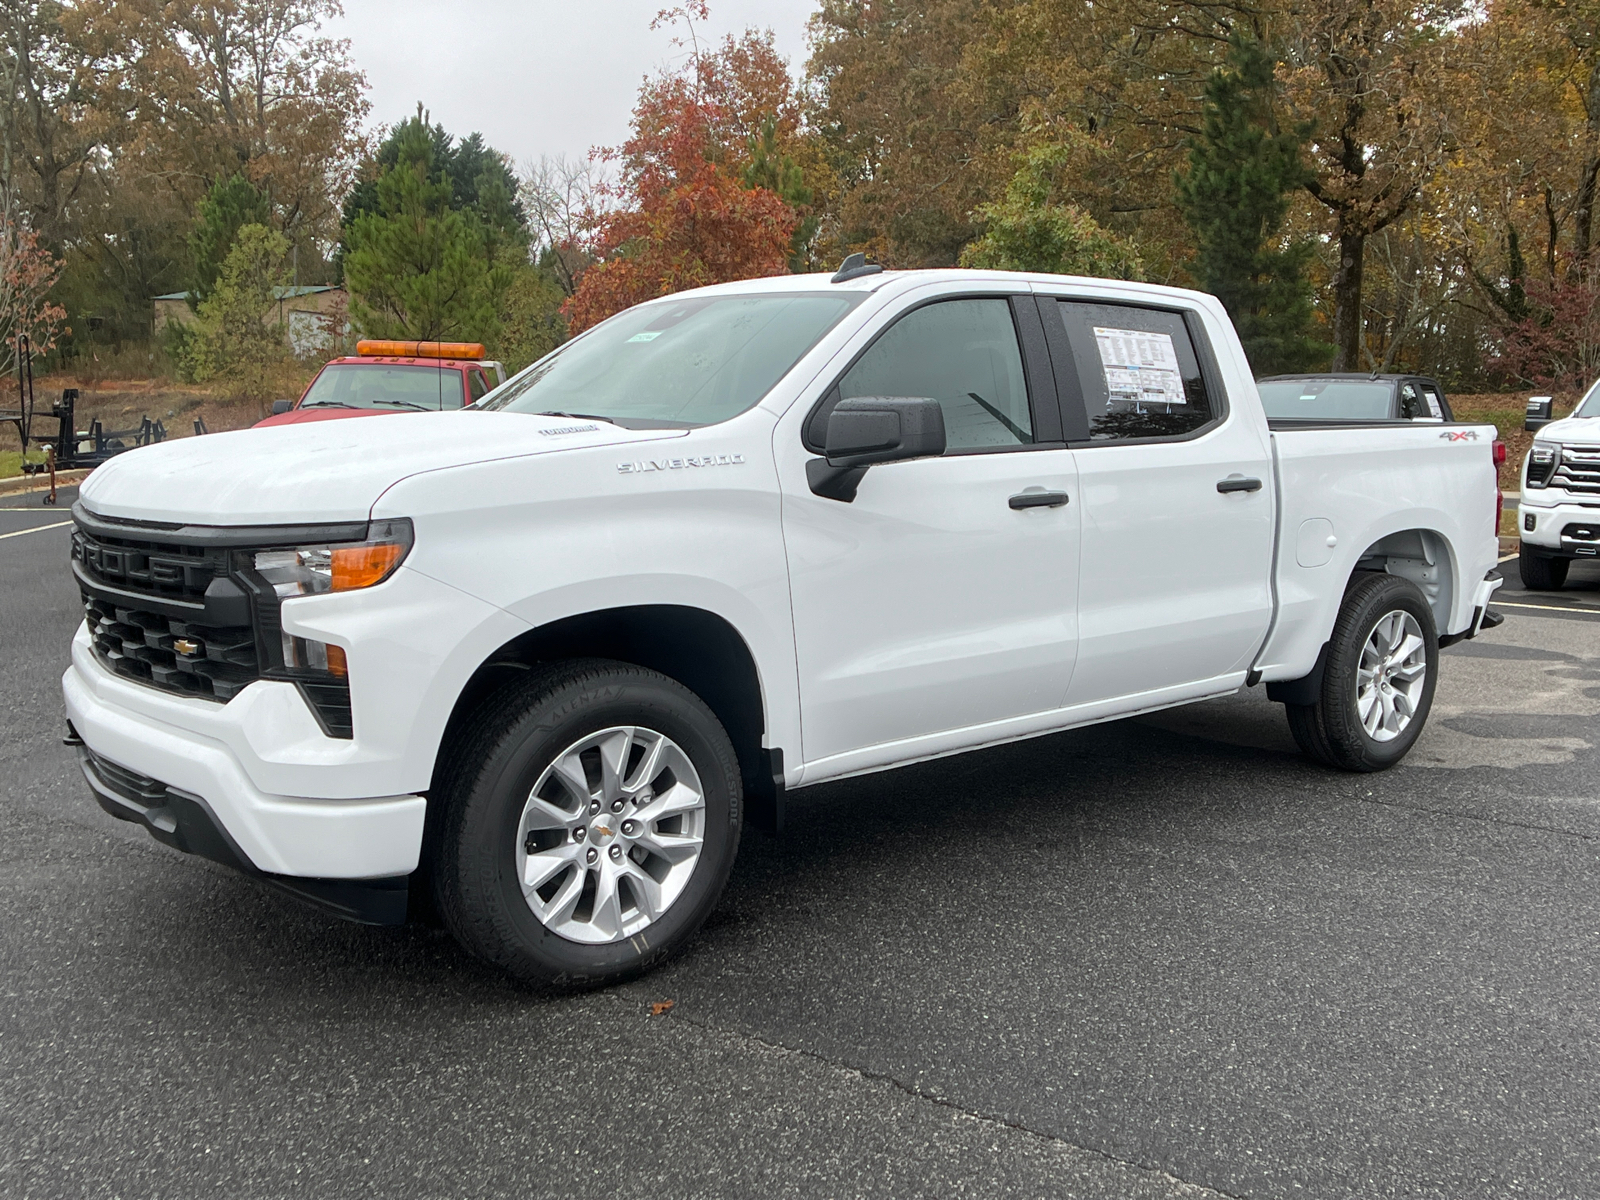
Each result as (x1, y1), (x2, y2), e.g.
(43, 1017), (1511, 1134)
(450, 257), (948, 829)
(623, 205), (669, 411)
(4, 486), (1599, 1199)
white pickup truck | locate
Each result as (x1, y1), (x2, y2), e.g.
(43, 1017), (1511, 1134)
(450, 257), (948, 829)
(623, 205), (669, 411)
(1519, 378), (1600, 588)
(63, 265), (1503, 988)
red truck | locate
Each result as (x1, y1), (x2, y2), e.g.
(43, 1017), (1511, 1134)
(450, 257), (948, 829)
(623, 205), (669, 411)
(255, 340), (507, 428)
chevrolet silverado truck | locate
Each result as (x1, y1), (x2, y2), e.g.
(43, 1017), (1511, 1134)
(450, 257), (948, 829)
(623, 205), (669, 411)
(1519, 377), (1600, 589)
(63, 265), (1503, 989)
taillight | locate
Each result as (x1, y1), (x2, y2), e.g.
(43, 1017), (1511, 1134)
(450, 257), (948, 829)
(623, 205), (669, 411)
(1492, 439), (1507, 468)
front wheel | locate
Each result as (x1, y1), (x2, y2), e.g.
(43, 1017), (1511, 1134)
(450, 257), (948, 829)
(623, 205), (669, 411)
(1284, 572), (1439, 772)
(432, 660), (743, 990)
(1519, 545), (1569, 591)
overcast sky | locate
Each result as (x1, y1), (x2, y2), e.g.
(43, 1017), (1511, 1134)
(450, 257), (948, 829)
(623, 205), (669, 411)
(324, 0), (817, 170)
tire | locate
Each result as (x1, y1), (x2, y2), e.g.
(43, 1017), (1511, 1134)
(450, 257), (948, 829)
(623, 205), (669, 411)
(1519, 545), (1569, 591)
(1286, 573), (1440, 773)
(432, 659), (743, 990)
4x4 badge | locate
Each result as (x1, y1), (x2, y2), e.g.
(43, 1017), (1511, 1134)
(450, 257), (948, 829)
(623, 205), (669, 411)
(1440, 430), (1479, 441)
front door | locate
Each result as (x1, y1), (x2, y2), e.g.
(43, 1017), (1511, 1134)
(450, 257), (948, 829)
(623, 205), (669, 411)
(780, 293), (1081, 774)
(1039, 296), (1276, 708)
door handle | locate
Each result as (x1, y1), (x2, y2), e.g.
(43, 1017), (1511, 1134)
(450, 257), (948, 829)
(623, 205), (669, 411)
(1009, 490), (1070, 510)
(1216, 477), (1262, 494)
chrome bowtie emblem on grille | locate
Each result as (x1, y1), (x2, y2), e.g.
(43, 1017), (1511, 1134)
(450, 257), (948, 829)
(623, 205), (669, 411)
(172, 637), (202, 656)
(617, 453), (745, 474)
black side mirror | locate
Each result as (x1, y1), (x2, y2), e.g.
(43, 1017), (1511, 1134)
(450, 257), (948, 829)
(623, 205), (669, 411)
(271, 399), (294, 416)
(807, 396), (947, 502)
(1525, 395), (1553, 432)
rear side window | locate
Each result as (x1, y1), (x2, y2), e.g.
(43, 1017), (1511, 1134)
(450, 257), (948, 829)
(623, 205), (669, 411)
(834, 298), (1033, 451)
(1053, 301), (1216, 441)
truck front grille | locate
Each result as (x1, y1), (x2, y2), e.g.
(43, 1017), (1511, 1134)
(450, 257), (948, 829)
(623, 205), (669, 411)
(1553, 447), (1600, 495)
(71, 526), (228, 602)
(83, 595), (259, 701)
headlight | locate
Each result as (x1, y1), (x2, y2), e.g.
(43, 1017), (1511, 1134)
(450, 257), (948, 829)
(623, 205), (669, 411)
(1526, 443), (1561, 489)
(253, 518), (413, 597)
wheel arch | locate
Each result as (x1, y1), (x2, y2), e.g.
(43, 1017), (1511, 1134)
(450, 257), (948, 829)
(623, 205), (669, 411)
(1348, 526), (1459, 635)
(432, 604), (773, 810)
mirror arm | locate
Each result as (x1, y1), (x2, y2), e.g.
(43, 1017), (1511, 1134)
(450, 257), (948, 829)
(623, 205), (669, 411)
(806, 457), (868, 503)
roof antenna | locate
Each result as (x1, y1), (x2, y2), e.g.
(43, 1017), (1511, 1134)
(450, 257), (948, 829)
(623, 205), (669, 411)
(831, 253), (883, 284)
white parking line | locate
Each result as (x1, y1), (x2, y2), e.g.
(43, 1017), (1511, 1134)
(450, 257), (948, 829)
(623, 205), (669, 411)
(0, 520), (70, 541)
(1494, 599), (1600, 615)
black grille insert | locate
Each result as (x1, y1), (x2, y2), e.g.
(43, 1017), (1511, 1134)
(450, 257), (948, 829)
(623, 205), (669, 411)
(83, 595), (259, 701)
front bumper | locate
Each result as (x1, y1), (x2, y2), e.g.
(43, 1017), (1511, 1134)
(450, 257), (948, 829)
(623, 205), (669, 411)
(64, 640), (426, 885)
(77, 742), (410, 923)
(1519, 497), (1600, 557)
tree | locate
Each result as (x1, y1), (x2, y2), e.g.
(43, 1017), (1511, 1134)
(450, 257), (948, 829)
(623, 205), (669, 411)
(744, 115), (816, 272)
(493, 263), (566, 375)
(177, 222), (294, 402)
(960, 140), (1142, 278)
(342, 113), (511, 342)
(562, 7), (800, 333)
(1280, 0), (1465, 369)
(340, 111), (527, 274)
(0, 215), (66, 385)
(1491, 270), (1600, 394)
(188, 172), (269, 307)
(519, 153), (604, 297)
(1176, 36), (1328, 374)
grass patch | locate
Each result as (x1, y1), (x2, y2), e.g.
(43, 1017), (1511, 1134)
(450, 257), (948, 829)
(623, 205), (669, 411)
(0, 448), (48, 480)
(1451, 392), (1579, 491)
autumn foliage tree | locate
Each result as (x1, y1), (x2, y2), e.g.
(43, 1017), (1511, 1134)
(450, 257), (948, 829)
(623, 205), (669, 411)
(0, 219), (68, 385)
(563, 7), (800, 334)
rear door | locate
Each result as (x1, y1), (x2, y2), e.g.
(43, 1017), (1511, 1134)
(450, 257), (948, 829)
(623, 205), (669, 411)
(1037, 293), (1275, 708)
(780, 289), (1081, 772)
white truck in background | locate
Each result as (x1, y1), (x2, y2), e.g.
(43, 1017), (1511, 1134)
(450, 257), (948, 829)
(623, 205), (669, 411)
(63, 263), (1503, 988)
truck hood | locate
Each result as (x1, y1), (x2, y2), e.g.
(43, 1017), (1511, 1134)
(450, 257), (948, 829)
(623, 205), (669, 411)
(79, 410), (684, 525)
(1536, 414), (1600, 446)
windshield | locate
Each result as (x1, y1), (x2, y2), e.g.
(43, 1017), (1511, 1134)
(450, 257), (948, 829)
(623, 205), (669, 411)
(479, 292), (860, 427)
(1257, 378), (1394, 420)
(301, 363), (465, 412)
(1575, 378), (1600, 418)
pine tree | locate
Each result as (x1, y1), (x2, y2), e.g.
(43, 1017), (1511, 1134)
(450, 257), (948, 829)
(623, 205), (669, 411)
(1176, 38), (1330, 375)
(743, 116), (816, 272)
(188, 174), (272, 309)
(342, 116), (512, 342)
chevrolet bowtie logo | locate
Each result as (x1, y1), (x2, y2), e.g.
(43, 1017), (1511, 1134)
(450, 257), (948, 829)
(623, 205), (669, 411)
(594, 824), (614, 838)
(173, 637), (202, 657)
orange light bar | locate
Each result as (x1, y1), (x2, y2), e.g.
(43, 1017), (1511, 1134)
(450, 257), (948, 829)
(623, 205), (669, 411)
(355, 339), (485, 360)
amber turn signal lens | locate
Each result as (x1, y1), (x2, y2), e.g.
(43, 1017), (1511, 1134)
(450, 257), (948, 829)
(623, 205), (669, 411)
(330, 542), (405, 591)
(325, 644), (348, 677)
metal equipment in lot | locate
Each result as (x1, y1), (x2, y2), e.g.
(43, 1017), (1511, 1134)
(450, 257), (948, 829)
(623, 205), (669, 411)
(0, 336), (170, 503)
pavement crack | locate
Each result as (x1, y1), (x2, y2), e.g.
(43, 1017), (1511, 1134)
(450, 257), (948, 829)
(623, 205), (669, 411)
(1349, 789), (1600, 843)
(654, 1003), (1246, 1199)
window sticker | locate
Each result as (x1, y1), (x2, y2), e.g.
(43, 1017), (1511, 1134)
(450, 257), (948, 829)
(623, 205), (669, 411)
(1422, 388), (1445, 418)
(627, 330), (663, 343)
(1092, 327), (1187, 407)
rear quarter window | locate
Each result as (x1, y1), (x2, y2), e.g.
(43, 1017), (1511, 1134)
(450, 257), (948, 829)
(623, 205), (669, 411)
(1053, 301), (1218, 441)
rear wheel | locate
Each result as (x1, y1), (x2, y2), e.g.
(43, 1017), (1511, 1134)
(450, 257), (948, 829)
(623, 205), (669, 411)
(1519, 545), (1569, 591)
(1283, 573), (1439, 772)
(432, 660), (743, 990)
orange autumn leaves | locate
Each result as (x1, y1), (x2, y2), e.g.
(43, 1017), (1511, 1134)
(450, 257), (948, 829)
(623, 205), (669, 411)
(562, 21), (804, 334)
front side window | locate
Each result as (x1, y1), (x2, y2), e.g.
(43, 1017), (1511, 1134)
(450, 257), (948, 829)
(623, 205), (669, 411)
(467, 368), (488, 402)
(835, 298), (1033, 451)
(1055, 301), (1216, 440)
(301, 364), (467, 412)
(480, 292), (859, 428)
(1575, 377), (1600, 418)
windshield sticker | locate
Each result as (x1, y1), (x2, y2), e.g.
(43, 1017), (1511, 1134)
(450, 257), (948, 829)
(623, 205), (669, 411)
(627, 331), (663, 343)
(538, 424), (600, 436)
(1093, 327), (1187, 407)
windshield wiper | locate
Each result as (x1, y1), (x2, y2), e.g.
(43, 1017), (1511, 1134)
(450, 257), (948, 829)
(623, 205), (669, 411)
(536, 410), (616, 425)
(366, 399), (431, 411)
(300, 401), (360, 410)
